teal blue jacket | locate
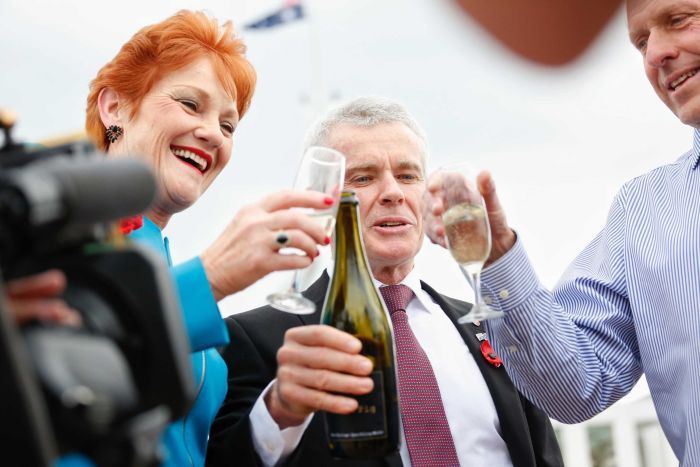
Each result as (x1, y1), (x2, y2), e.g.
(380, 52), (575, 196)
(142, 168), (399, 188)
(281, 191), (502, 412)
(129, 218), (229, 467)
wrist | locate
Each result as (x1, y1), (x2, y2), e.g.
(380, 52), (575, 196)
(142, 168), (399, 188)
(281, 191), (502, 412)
(487, 229), (516, 266)
(200, 251), (226, 301)
(265, 383), (309, 430)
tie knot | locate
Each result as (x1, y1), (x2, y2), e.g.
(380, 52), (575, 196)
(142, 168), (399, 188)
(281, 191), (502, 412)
(380, 284), (415, 314)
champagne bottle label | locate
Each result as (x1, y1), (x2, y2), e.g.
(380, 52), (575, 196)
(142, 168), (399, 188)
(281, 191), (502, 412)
(326, 371), (387, 441)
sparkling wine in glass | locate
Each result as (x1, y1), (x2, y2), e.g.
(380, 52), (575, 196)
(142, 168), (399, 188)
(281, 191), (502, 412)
(267, 146), (345, 314)
(439, 162), (504, 322)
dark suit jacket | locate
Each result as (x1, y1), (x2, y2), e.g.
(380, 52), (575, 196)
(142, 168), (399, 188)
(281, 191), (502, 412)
(207, 273), (563, 467)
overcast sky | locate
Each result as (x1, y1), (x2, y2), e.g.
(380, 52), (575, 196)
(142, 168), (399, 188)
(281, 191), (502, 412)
(0, 0), (693, 318)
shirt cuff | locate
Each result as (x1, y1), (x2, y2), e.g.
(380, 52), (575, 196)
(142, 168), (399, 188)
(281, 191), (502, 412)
(173, 257), (229, 352)
(481, 235), (541, 312)
(250, 380), (314, 467)
(481, 236), (545, 357)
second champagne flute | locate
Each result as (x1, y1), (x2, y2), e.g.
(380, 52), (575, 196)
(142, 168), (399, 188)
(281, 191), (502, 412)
(438, 162), (504, 322)
(267, 146), (346, 314)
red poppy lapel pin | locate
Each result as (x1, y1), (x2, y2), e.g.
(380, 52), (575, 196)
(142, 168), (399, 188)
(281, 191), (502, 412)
(480, 339), (503, 368)
(474, 326), (503, 368)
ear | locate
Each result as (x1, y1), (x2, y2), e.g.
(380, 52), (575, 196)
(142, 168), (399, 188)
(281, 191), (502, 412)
(97, 87), (124, 128)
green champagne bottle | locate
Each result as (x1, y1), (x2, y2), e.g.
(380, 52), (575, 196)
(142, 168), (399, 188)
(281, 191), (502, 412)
(320, 191), (400, 459)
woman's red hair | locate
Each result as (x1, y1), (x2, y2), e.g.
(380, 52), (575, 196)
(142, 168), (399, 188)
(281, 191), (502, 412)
(86, 10), (256, 150)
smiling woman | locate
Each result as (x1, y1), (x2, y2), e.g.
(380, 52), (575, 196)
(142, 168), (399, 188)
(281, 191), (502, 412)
(97, 55), (239, 223)
(81, 9), (334, 467)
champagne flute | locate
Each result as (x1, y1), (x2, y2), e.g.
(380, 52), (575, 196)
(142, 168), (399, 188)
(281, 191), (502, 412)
(438, 162), (504, 322)
(267, 146), (345, 314)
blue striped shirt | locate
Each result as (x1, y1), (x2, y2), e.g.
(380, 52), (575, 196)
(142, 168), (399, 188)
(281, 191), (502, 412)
(482, 128), (700, 465)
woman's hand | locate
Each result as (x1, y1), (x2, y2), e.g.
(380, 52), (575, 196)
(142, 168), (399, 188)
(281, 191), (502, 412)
(200, 190), (333, 300)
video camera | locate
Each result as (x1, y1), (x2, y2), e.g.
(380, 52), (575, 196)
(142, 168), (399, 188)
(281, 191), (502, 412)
(0, 112), (194, 466)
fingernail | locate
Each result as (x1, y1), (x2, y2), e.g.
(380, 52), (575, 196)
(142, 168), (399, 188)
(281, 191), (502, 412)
(324, 236), (331, 245)
(324, 196), (334, 206)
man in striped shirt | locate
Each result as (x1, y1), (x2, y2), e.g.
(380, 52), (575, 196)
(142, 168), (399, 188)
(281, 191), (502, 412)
(425, 0), (700, 464)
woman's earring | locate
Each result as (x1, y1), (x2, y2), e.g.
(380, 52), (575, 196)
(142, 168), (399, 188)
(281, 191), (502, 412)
(105, 125), (124, 144)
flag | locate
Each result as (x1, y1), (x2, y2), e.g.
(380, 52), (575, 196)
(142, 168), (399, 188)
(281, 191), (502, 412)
(245, 1), (305, 30)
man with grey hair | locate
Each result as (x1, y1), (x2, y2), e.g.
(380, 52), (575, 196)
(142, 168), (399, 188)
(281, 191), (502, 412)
(207, 96), (562, 467)
(303, 96), (429, 166)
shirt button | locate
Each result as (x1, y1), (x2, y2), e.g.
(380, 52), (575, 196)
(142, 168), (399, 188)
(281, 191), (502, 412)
(265, 441), (275, 452)
(499, 289), (510, 300)
(508, 345), (518, 353)
(484, 296), (493, 305)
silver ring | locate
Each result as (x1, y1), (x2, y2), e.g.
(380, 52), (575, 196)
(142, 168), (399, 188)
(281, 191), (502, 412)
(275, 231), (289, 246)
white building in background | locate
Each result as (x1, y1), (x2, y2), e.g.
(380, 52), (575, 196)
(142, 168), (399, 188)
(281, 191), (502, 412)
(553, 383), (676, 467)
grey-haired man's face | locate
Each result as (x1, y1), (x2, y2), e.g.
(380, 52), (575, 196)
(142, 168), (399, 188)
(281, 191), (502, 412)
(328, 122), (426, 277)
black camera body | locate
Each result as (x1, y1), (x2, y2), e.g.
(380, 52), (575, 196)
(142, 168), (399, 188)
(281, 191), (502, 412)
(0, 139), (194, 466)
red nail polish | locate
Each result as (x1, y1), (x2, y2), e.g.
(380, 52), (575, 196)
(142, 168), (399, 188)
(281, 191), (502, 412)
(324, 236), (331, 245)
(324, 196), (334, 206)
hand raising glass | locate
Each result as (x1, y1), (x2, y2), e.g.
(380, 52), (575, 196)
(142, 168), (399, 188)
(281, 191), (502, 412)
(437, 162), (504, 322)
(267, 146), (345, 314)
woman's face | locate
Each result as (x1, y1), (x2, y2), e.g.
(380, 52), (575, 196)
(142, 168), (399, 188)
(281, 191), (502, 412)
(113, 56), (238, 217)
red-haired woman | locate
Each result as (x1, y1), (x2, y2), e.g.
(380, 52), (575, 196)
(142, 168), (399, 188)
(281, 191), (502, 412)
(85, 10), (330, 466)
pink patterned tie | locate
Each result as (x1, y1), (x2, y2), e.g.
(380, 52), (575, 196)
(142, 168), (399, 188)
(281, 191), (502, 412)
(380, 285), (460, 467)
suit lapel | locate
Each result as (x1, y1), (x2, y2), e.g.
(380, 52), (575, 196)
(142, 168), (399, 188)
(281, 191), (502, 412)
(420, 281), (536, 467)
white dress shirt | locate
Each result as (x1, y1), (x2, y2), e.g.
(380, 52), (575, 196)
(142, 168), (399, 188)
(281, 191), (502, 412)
(250, 267), (512, 466)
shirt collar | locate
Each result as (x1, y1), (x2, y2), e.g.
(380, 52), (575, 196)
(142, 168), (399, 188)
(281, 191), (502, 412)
(374, 266), (435, 314)
(324, 262), (436, 313)
(692, 128), (700, 169)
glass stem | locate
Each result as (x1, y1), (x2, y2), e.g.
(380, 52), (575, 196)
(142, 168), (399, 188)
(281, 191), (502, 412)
(471, 272), (482, 306)
(291, 271), (302, 294)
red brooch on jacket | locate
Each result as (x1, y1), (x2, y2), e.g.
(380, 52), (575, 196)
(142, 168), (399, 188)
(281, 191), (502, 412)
(119, 215), (144, 235)
(480, 339), (503, 368)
